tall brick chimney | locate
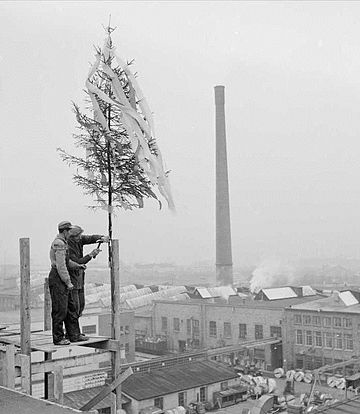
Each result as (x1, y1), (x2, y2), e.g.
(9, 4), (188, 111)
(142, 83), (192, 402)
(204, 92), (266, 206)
(214, 85), (233, 286)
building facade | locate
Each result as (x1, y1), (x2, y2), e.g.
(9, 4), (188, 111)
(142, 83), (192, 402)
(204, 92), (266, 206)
(152, 300), (284, 369)
(283, 291), (360, 374)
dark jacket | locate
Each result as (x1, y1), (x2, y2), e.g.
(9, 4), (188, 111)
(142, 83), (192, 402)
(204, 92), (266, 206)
(68, 234), (102, 289)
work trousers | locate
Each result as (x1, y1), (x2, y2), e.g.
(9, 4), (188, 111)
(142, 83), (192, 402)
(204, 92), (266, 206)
(48, 268), (80, 343)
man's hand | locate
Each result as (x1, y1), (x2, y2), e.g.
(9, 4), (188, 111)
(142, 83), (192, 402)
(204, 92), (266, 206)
(78, 264), (87, 270)
(90, 248), (101, 258)
(67, 282), (74, 290)
(98, 235), (110, 243)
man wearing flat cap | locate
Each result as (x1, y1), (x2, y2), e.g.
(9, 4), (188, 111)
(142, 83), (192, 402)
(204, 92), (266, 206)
(49, 221), (87, 345)
(67, 225), (109, 340)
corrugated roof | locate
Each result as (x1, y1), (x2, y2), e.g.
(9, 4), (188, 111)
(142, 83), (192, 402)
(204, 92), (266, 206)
(63, 386), (130, 410)
(122, 360), (238, 401)
(195, 286), (236, 299)
(261, 287), (297, 300)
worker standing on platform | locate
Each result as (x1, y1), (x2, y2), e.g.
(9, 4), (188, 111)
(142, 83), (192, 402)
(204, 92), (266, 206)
(49, 221), (86, 345)
(67, 225), (109, 338)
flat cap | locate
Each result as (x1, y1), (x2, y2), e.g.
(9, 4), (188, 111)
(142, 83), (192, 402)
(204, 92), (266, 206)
(68, 225), (83, 237)
(58, 221), (72, 231)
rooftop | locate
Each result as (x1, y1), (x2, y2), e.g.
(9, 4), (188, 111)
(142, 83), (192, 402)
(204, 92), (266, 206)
(122, 360), (238, 401)
(290, 291), (360, 313)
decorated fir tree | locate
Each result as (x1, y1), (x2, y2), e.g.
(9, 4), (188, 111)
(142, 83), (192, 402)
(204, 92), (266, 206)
(59, 26), (174, 261)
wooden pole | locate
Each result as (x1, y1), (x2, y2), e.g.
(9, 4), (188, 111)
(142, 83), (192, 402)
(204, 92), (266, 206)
(44, 278), (54, 399)
(20, 238), (31, 356)
(111, 239), (121, 413)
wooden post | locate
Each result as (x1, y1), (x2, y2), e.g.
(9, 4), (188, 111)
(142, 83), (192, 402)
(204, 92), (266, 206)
(19, 354), (31, 394)
(20, 238), (31, 356)
(111, 239), (121, 413)
(20, 238), (31, 394)
(44, 277), (54, 399)
(53, 365), (64, 404)
(44, 278), (51, 331)
(4, 344), (15, 389)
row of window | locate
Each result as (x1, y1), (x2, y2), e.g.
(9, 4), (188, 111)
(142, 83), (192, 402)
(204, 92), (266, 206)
(160, 317), (281, 340)
(295, 354), (347, 371)
(295, 329), (354, 350)
(154, 387), (207, 409)
(294, 314), (353, 329)
(161, 317), (200, 335)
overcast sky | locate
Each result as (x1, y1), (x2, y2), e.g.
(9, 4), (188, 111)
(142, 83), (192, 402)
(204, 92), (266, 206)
(2, 1), (360, 267)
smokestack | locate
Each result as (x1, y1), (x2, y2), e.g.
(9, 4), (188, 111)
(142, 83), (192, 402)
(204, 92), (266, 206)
(215, 85), (233, 286)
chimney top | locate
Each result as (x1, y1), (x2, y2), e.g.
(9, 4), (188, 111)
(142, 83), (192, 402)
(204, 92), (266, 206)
(214, 85), (225, 105)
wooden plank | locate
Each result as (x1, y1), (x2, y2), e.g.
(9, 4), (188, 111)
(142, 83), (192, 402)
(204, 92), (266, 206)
(53, 365), (63, 405)
(80, 367), (133, 412)
(20, 238), (31, 356)
(4, 344), (15, 388)
(19, 353), (31, 394)
(29, 352), (111, 375)
(80, 339), (121, 352)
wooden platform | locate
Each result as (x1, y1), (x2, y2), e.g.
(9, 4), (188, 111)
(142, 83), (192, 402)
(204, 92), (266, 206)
(0, 330), (111, 353)
(0, 386), (96, 413)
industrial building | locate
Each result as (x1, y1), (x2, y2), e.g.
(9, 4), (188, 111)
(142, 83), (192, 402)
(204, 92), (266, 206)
(121, 360), (240, 414)
(283, 290), (360, 373)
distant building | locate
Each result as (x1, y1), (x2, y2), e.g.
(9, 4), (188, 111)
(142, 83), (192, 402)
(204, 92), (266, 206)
(283, 290), (360, 373)
(152, 288), (323, 370)
(122, 360), (240, 414)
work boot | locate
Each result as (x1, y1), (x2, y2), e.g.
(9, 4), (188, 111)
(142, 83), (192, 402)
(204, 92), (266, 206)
(54, 338), (70, 346)
(70, 335), (89, 342)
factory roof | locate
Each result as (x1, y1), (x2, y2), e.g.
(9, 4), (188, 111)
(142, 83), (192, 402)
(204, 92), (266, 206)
(122, 360), (238, 401)
(257, 287), (298, 300)
(194, 286), (237, 299)
(290, 291), (360, 313)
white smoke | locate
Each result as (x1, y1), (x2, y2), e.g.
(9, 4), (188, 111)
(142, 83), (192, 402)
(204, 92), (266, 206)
(250, 258), (296, 293)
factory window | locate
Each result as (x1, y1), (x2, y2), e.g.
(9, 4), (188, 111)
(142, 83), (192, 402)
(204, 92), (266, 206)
(344, 334), (354, 350)
(270, 326), (281, 338)
(323, 317), (331, 327)
(294, 314), (302, 324)
(224, 322), (232, 338)
(186, 319), (192, 335)
(334, 317), (342, 328)
(199, 386), (207, 402)
(120, 326), (124, 335)
(295, 354), (304, 369)
(315, 331), (322, 347)
(239, 323), (247, 339)
(173, 317), (180, 332)
(82, 324), (96, 334)
(220, 381), (228, 391)
(324, 357), (333, 365)
(161, 317), (168, 332)
(178, 391), (187, 407)
(335, 333), (343, 350)
(209, 321), (217, 337)
(296, 330), (303, 345)
(193, 319), (200, 336)
(344, 318), (352, 329)
(125, 342), (129, 353)
(314, 357), (323, 369)
(193, 339), (200, 348)
(154, 397), (164, 410)
(312, 316), (321, 326)
(324, 332), (333, 349)
(303, 315), (311, 325)
(125, 325), (129, 334)
(306, 330), (313, 346)
(255, 325), (263, 340)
